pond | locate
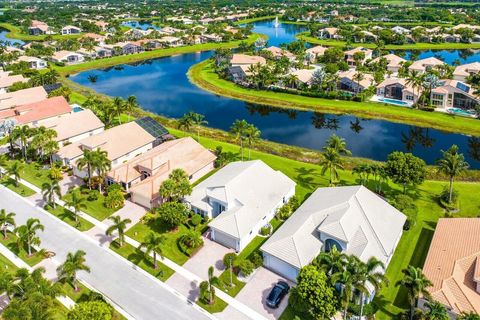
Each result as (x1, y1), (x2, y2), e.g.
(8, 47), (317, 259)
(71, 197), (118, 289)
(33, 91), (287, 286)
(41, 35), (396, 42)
(121, 20), (161, 31)
(242, 20), (307, 47)
(399, 49), (480, 65)
(70, 51), (480, 168)
(0, 28), (24, 45)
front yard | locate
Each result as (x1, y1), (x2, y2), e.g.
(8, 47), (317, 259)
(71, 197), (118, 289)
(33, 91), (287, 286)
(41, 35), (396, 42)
(62, 186), (121, 221)
(44, 205), (94, 232)
(0, 233), (44, 267)
(1, 177), (36, 197)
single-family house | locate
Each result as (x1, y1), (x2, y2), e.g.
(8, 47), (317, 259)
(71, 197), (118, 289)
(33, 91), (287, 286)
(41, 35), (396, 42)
(261, 186), (406, 291)
(453, 62), (480, 82)
(305, 45), (327, 62)
(82, 33), (107, 44)
(61, 25), (82, 35)
(160, 27), (182, 35)
(419, 218), (480, 318)
(338, 70), (375, 93)
(391, 26), (410, 34)
(51, 51), (85, 64)
(370, 53), (406, 74)
(0, 86), (48, 111)
(287, 69), (317, 87)
(0, 74), (28, 94)
(185, 160), (296, 252)
(408, 57), (445, 73)
(158, 36), (183, 47)
(104, 42), (144, 55)
(200, 34), (222, 43)
(344, 47), (373, 67)
(264, 46), (295, 61)
(376, 78), (418, 105)
(318, 27), (340, 39)
(107, 137), (216, 208)
(125, 28), (154, 40)
(430, 79), (479, 111)
(16, 56), (47, 70)
(230, 54), (266, 67)
(28, 20), (54, 35)
(54, 121), (156, 177)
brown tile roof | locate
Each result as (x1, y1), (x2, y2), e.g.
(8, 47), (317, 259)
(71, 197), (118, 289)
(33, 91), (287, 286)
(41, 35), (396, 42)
(423, 218), (480, 314)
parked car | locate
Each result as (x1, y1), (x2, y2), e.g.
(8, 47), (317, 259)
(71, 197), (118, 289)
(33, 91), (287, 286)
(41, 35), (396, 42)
(266, 281), (290, 308)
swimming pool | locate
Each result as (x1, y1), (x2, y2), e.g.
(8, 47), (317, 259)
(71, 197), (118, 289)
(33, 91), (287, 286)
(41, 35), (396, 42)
(72, 105), (83, 113)
(378, 97), (410, 107)
(448, 108), (476, 117)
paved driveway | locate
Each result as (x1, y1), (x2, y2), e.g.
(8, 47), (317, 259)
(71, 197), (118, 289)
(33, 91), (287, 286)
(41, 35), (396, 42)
(59, 174), (84, 195)
(234, 267), (293, 320)
(183, 236), (234, 278)
(0, 186), (212, 320)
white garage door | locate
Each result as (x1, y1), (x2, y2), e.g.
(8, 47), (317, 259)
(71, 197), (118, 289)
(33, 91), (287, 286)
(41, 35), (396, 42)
(213, 230), (237, 250)
(263, 253), (299, 282)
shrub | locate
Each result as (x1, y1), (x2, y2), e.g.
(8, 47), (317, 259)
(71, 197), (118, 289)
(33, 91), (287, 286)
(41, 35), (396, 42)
(249, 252), (263, 268)
(391, 194), (418, 228)
(191, 214), (202, 227)
(104, 189), (124, 209)
(223, 253), (238, 269)
(288, 196), (300, 211)
(260, 225), (271, 236)
(156, 202), (189, 229)
(67, 301), (113, 320)
(87, 190), (99, 201)
(276, 204), (292, 220)
(438, 186), (459, 213)
(107, 183), (122, 193)
(239, 259), (254, 277)
(348, 301), (377, 317)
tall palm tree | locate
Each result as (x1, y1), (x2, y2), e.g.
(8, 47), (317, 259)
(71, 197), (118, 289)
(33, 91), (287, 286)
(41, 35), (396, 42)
(15, 218), (44, 256)
(63, 189), (87, 224)
(106, 215), (131, 247)
(357, 257), (388, 318)
(314, 246), (346, 276)
(7, 161), (23, 187)
(11, 125), (32, 160)
(178, 113), (194, 136)
(325, 134), (352, 156)
(0, 209), (15, 239)
(352, 71), (365, 94)
(93, 149), (111, 192)
(56, 250), (90, 291)
(331, 267), (357, 319)
(113, 97), (126, 124)
(41, 180), (61, 209)
(125, 95), (138, 122)
(137, 232), (166, 269)
(399, 265), (433, 320)
(230, 119), (250, 161)
(244, 124), (261, 160)
(320, 147), (344, 186)
(436, 145), (469, 203)
(424, 300), (449, 320)
(76, 149), (97, 189)
(188, 112), (208, 141)
(203, 266), (222, 304)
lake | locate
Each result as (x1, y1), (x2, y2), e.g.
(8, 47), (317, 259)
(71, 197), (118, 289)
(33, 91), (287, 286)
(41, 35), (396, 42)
(121, 20), (161, 31)
(0, 28), (24, 45)
(70, 50), (480, 168)
(242, 20), (308, 47)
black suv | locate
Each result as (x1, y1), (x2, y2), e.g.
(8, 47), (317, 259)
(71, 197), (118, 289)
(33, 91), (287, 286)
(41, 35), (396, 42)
(266, 281), (290, 308)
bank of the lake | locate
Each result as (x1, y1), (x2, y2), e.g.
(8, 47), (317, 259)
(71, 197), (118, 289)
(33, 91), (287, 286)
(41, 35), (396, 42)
(188, 59), (480, 137)
(0, 22), (82, 41)
(55, 33), (264, 75)
(297, 32), (480, 50)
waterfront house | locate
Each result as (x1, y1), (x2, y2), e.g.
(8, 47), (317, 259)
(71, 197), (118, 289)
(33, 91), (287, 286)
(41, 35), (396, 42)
(230, 54), (266, 67)
(391, 25), (410, 34)
(430, 79), (479, 111)
(419, 218), (480, 318)
(338, 70), (375, 93)
(344, 47), (373, 67)
(0, 86), (48, 111)
(376, 78), (418, 104)
(158, 36), (183, 47)
(15, 56), (47, 70)
(51, 51), (85, 64)
(103, 42), (145, 55)
(264, 46), (296, 61)
(369, 53), (406, 74)
(54, 121), (155, 177)
(453, 62), (480, 82)
(28, 20), (54, 35)
(82, 33), (107, 44)
(61, 25), (82, 35)
(261, 185), (405, 294)
(318, 27), (340, 39)
(408, 56), (445, 73)
(107, 137), (216, 208)
(186, 160), (296, 252)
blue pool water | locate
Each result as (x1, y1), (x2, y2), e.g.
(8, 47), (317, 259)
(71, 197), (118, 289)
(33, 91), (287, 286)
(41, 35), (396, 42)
(449, 108), (476, 117)
(379, 98), (410, 106)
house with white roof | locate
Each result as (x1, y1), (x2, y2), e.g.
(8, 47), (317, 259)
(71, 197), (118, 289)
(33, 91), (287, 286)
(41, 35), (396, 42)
(51, 51), (85, 64)
(61, 25), (82, 35)
(318, 27), (340, 39)
(370, 53), (406, 74)
(391, 26), (410, 34)
(306, 45), (327, 62)
(261, 186), (406, 291)
(453, 62), (480, 82)
(185, 160), (296, 252)
(408, 57), (445, 73)
(16, 56), (47, 70)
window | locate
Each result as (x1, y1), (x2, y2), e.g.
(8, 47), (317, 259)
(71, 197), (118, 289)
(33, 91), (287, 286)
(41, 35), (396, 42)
(325, 238), (343, 252)
(406, 95), (414, 101)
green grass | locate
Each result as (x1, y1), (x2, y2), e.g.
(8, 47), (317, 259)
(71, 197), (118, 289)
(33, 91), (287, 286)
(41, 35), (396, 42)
(188, 60), (480, 137)
(297, 32), (480, 50)
(0, 232), (44, 267)
(218, 269), (246, 297)
(62, 187), (120, 221)
(109, 240), (174, 281)
(44, 205), (94, 232)
(197, 297), (228, 313)
(234, 15), (276, 25)
(1, 177), (36, 197)
(17, 161), (52, 188)
(56, 33), (263, 75)
(126, 219), (207, 265)
(0, 252), (19, 273)
(0, 22), (83, 41)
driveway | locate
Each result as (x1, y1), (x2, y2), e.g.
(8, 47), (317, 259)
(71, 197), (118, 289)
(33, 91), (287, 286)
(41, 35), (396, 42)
(0, 186), (212, 320)
(183, 236), (234, 278)
(59, 174), (84, 195)
(234, 267), (293, 320)
(102, 200), (147, 231)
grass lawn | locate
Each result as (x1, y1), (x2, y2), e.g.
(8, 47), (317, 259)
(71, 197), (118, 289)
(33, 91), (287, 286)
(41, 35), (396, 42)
(0, 252), (19, 273)
(44, 205), (94, 232)
(109, 240), (174, 282)
(188, 60), (480, 137)
(62, 187), (120, 221)
(1, 177), (36, 197)
(197, 297), (228, 313)
(233, 15), (276, 25)
(0, 232), (44, 267)
(218, 269), (246, 297)
(16, 161), (53, 188)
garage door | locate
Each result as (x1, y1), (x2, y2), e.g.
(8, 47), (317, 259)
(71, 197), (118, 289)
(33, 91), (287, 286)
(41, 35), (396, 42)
(264, 253), (299, 282)
(213, 230), (237, 250)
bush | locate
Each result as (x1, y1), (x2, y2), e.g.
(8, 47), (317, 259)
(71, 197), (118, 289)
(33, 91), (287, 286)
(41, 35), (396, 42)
(249, 252), (263, 268)
(390, 194), (418, 228)
(260, 225), (271, 236)
(67, 301), (113, 320)
(438, 186), (459, 213)
(156, 202), (189, 229)
(276, 203), (292, 220)
(191, 214), (202, 227)
(239, 259), (254, 277)
(223, 253), (238, 269)
(348, 301), (377, 317)
(107, 184), (122, 193)
(104, 189), (124, 209)
(87, 190), (99, 201)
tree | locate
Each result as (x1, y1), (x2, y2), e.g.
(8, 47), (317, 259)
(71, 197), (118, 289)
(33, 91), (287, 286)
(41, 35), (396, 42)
(41, 179), (61, 209)
(458, 312), (480, 320)
(320, 147), (343, 186)
(156, 202), (188, 230)
(290, 265), (338, 319)
(15, 218), (44, 256)
(105, 216), (131, 247)
(159, 169), (192, 202)
(93, 149), (111, 193)
(230, 119), (250, 160)
(190, 112), (208, 141)
(178, 113), (194, 135)
(244, 124), (261, 160)
(331, 265), (357, 319)
(7, 161), (23, 188)
(64, 189), (87, 224)
(436, 145), (469, 203)
(112, 97), (126, 124)
(67, 301), (113, 320)
(399, 265), (433, 320)
(386, 152), (426, 194)
(104, 185), (124, 209)
(356, 257), (388, 318)
(57, 250), (91, 291)
(0, 209), (15, 239)
(424, 300), (449, 320)
(325, 134), (351, 156)
(137, 232), (165, 269)
(353, 163), (372, 185)
(313, 246), (346, 276)
(178, 229), (203, 250)
(405, 70), (422, 106)
(200, 266), (222, 305)
(76, 149), (97, 189)
(125, 95), (138, 122)
(11, 125), (32, 160)
(223, 253), (238, 287)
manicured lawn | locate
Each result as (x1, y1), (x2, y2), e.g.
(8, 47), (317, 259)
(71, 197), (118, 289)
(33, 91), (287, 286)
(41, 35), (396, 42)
(188, 60), (480, 137)
(17, 161), (52, 188)
(109, 240), (174, 282)
(61, 282), (91, 302)
(44, 205), (94, 232)
(62, 187), (120, 221)
(197, 297), (228, 313)
(233, 15), (276, 25)
(0, 252), (18, 273)
(126, 219), (207, 266)
(1, 177), (36, 197)
(0, 233), (44, 267)
(218, 269), (246, 297)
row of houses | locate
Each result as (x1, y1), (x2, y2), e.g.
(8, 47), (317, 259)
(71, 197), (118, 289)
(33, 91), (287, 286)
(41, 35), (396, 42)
(28, 20), (82, 36)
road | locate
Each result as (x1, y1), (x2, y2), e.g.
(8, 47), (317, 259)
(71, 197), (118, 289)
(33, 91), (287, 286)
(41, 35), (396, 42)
(0, 186), (213, 320)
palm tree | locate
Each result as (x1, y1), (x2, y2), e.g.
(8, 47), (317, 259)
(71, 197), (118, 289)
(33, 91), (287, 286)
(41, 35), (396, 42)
(314, 246), (346, 276)
(188, 112), (208, 141)
(41, 180), (61, 209)
(284, 74), (299, 89)
(15, 218), (44, 256)
(178, 113), (194, 136)
(399, 265), (433, 320)
(331, 267), (357, 319)
(178, 229), (202, 249)
(113, 97), (126, 124)
(244, 124), (261, 160)
(125, 95), (138, 121)
(6, 161), (23, 187)
(202, 266), (222, 305)
(436, 145), (469, 203)
(325, 134), (352, 156)
(357, 257), (388, 318)
(0, 209), (15, 239)
(320, 147), (343, 186)
(458, 312), (480, 320)
(405, 70), (422, 106)
(137, 232), (166, 269)
(11, 125), (32, 160)
(63, 189), (87, 224)
(76, 149), (97, 189)
(424, 300), (449, 320)
(93, 149), (111, 192)
(106, 215), (131, 247)
(230, 119), (250, 161)
(352, 72), (365, 94)
(56, 250), (90, 291)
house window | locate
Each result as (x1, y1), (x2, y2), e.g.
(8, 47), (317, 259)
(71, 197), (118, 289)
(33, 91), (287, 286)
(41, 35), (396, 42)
(406, 95), (414, 101)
